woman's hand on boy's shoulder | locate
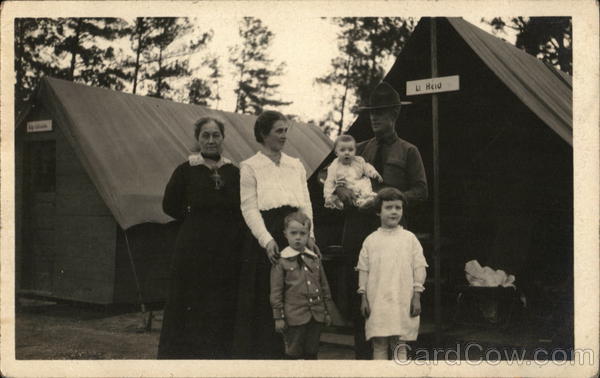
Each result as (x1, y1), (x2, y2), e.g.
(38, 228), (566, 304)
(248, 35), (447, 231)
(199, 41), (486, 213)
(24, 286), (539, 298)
(265, 239), (280, 264)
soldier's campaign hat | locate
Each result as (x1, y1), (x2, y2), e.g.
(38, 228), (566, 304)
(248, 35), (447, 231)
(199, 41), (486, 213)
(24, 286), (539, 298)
(359, 81), (411, 110)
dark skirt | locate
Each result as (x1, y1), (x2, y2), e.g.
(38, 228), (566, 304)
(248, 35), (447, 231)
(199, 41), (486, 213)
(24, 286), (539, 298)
(232, 205), (298, 359)
(157, 209), (242, 359)
(341, 207), (379, 359)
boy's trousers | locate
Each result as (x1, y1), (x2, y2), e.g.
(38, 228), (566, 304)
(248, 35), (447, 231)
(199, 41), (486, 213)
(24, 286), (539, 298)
(283, 318), (323, 358)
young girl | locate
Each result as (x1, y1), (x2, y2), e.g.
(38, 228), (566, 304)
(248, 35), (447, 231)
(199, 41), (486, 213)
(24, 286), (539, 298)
(324, 134), (383, 209)
(355, 187), (428, 360)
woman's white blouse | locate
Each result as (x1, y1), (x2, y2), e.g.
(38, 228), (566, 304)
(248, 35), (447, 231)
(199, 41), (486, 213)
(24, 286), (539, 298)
(240, 151), (314, 248)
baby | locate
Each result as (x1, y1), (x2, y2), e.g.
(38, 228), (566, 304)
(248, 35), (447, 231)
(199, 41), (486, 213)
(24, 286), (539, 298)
(324, 134), (383, 209)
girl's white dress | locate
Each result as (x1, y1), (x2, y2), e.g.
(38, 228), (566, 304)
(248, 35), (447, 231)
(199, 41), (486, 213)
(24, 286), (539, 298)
(356, 226), (428, 341)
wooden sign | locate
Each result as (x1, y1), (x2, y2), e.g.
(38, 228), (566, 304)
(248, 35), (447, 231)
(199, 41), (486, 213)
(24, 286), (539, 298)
(27, 119), (53, 133)
(406, 75), (459, 96)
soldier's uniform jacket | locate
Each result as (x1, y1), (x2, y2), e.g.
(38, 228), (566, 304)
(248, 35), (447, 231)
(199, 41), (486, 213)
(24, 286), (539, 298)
(357, 134), (428, 204)
(270, 247), (334, 326)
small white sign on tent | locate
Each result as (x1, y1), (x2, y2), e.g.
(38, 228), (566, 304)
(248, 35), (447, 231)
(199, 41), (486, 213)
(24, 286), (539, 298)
(27, 119), (53, 133)
(406, 75), (460, 96)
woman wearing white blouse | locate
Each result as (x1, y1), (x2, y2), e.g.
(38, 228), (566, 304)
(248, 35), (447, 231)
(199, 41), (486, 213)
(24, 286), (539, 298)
(233, 110), (320, 359)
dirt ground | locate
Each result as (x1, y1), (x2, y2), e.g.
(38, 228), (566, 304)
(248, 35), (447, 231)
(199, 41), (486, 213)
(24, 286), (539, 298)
(14, 299), (354, 360)
(14, 296), (572, 361)
(16, 300), (162, 359)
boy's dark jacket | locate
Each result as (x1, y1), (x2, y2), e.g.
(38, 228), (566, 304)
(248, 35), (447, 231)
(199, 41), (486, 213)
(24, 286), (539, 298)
(270, 247), (334, 326)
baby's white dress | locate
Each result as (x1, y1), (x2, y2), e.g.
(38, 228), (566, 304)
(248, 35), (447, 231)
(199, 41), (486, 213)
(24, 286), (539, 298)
(356, 226), (428, 341)
(323, 156), (379, 208)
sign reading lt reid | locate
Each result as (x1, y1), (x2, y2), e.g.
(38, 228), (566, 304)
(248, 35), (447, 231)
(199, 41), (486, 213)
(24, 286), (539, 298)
(406, 75), (460, 96)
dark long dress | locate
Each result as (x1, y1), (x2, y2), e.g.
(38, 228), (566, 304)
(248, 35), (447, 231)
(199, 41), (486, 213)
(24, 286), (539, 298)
(342, 207), (379, 359)
(233, 205), (298, 359)
(157, 160), (243, 359)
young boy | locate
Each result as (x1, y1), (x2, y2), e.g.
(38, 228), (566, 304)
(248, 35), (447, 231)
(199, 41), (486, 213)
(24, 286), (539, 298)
(324, 134), (383, 210)
(270, 211), (334, 359)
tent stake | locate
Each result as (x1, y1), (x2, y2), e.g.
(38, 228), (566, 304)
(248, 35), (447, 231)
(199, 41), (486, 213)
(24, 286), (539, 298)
(430, 17), (442, 347)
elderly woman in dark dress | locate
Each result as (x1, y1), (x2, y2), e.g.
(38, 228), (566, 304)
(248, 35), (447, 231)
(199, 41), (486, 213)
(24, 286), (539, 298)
(233, 110), (320, 359)
(157, 117), (243, 359)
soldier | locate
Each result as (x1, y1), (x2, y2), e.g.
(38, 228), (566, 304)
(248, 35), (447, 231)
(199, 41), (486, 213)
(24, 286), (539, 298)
(335, 81), (428, 359)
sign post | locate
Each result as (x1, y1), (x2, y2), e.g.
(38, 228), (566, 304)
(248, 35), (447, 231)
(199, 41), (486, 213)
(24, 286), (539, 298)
(430, 17), (442, 347)
(406, 18), (459, 346)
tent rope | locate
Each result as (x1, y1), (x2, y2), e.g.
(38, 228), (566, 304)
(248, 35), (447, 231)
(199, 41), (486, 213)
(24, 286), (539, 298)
(123, 230), (152, 331)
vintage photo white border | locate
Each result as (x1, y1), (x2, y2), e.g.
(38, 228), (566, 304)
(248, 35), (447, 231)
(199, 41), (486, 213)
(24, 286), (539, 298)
(1, 0), (598, 376)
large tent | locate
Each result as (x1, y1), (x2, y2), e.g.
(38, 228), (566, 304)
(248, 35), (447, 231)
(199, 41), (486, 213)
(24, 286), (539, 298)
(35, 77), (332, 229)
(313, 17), (573, 312)
(343, 17), (571, 145)
(16, 77), (332, 304)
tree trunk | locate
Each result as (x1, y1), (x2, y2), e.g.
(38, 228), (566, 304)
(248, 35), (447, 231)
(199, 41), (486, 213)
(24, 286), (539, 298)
(370, 19), (379, 81)
(132, 18), (144, 94)
(235, 64), (245, 113)
(15, 20), (27, 111)
(69, 19), (82, 81)
(15, 20), (24, 91)
(556, 35), (571, 75)
(338, 55), (353, 135)
(156, 45), (164, 97)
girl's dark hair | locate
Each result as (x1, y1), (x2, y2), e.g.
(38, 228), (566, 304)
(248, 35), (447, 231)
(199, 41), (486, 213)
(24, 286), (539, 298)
(194, 117), (225, 140)
(254, 110), (287, 144)
(374, 187), (406, 212)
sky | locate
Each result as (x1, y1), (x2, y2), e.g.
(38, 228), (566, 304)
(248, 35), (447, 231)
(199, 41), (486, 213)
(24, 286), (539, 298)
(180, 16), (516, 132)
(131, 16), (516, 134)
(196, 16), (341, 121)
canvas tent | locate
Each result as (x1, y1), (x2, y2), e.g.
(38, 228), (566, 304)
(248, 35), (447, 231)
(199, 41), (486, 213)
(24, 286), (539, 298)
(16, 77), (332, 304)
(312, 17), (573, 312)
(30, 77), (332, 229)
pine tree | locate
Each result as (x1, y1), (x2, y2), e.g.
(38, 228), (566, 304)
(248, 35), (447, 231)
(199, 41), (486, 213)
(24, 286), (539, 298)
(315, 18), (360, 135)
(206, 55), (223, 108)
(126, 17), (154, 94)
(14, 18), (65, 112)
(53, 18), (131, 90)
(187, 78), (212, 106)
(136, 18), (212, 100)
(142, 18), (189, 99)
(316, 17), (415, 135)
(229, 17), (291, 115)
(483, 17), (572, 75)
(186, 55), (223, 107)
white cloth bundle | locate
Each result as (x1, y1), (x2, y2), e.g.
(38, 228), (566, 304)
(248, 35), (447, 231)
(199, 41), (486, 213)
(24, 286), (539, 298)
(464, 260), (516, 288)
